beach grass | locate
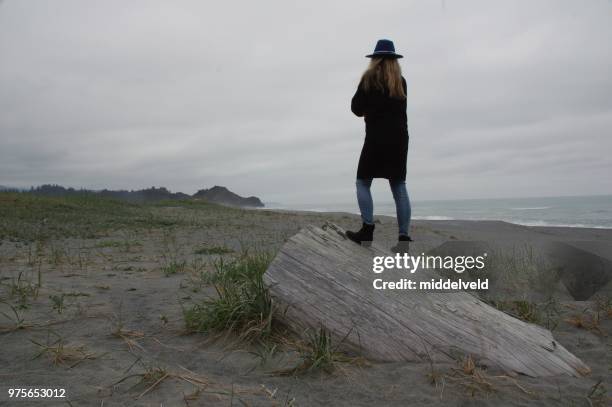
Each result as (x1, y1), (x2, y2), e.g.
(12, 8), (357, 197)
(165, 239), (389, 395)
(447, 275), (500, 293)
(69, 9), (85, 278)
(0, 192), (176, 241)
(0, 300), (29, 332)
(273, 326), (367, 376)
(3, 270), (40, 309)
(183, 251), (277, 342)
(194, 245), (234, 255)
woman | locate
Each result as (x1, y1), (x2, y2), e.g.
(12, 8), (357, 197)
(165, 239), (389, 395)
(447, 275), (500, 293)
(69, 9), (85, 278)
(346, 39), (412, 252)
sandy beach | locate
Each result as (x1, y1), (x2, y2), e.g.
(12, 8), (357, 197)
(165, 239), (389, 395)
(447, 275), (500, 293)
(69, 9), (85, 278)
(1, 194), (610, 406)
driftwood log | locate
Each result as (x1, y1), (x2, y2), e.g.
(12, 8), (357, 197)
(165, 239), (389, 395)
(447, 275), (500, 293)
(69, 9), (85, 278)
(263, 222), (590, 377)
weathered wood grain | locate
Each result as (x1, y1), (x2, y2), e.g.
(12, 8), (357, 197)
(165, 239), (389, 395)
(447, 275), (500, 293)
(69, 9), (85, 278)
(263, 222), (590, 377)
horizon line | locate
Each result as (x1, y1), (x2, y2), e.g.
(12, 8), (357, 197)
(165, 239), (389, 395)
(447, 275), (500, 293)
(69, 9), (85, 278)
(1, 183), (611, 204)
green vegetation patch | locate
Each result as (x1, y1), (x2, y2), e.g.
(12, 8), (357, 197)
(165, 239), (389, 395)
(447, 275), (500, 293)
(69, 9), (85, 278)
(183, 251), (275, 342)
(0, 192), (181, 241)
(194, 245), (234, 255)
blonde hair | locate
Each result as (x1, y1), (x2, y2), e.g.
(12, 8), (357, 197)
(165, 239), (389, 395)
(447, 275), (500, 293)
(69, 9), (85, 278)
(361, 57), (406, 99)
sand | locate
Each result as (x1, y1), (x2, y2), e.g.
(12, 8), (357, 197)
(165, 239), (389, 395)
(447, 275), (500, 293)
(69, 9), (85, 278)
(0, 201), (611, 406)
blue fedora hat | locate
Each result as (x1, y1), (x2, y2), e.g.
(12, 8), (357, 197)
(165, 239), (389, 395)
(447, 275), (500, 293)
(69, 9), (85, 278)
(366, 39), (403, 58)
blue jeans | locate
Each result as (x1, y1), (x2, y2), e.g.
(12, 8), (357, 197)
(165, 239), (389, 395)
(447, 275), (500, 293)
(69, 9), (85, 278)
(356, 178), (411, 236)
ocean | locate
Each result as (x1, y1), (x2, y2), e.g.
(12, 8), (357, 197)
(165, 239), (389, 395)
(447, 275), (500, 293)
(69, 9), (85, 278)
(266, 195), (612, 229)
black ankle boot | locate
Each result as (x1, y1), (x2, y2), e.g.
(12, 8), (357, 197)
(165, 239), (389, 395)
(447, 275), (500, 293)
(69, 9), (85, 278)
(346, 223), (375, 247)
(391, 235), (412, 253)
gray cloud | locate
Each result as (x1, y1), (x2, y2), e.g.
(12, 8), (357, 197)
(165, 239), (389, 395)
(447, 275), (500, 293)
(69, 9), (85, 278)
(1, 0), (611, 204)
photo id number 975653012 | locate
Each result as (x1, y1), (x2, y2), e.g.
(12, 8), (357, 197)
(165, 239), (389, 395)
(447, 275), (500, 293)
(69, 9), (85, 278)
(8, 388), (66, 398)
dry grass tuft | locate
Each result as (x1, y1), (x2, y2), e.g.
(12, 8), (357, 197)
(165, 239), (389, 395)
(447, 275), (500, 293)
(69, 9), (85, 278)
(461, 354), (476, 375)
(30, 332), (97, 368)
(111, 327), (146, 351)
(565, 309), (606, 336)
(425, 354), (537, 399)
(446, 355), (495, 396)
(112, 364), (275, 403)
(593, 294), (612, 319)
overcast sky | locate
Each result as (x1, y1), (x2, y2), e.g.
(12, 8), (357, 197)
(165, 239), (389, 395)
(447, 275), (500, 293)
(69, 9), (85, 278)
(1, 0), (611, 204)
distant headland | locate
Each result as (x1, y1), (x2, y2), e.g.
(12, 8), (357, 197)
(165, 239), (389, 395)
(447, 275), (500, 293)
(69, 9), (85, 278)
(0, 184), (265, 208)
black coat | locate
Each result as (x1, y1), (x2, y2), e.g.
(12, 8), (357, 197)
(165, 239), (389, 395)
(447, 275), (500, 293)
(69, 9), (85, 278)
(351, 76), (409, 180)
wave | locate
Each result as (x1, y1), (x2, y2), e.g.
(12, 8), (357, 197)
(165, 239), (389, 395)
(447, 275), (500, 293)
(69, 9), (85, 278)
(509, 207), (551, 210)
(262, 203), (612, 229)
(509, 219), (611, 229)
(414, 215), (611, 228)
(412, 215), (455, 221)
